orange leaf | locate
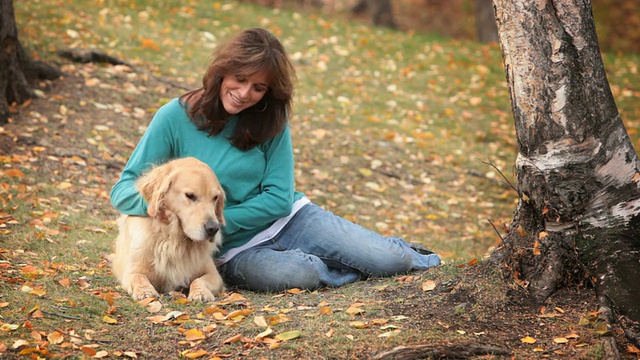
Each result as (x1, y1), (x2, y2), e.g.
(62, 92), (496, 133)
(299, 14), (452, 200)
(140, 38), (160, 51)
(47, 331), (64, 344)
(81, 346), (97, 356)
(58, 278), (71, 287)
(5, 169), (24, 178)
(422, 280), (437, 292)
(218, 293), (247, 304)
(319, 307), (332, 315)
(521, 336), (537, 344)
(184, 349), (209, 359)
(628, 345), (640, 354)
(223, 334), (242, 344)
(533, 241), (541, 255)
(225, 309), (254, 320)
(184, 328), (206, 341)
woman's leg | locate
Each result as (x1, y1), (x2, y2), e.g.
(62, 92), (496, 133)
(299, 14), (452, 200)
(219, 203), (440, 291)
(219, 241), (361, 291)
(272, 203), (440, 276)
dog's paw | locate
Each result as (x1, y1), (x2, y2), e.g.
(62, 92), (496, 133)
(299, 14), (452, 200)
(187, 289), (216, 302)
(132, 286), (160, 301)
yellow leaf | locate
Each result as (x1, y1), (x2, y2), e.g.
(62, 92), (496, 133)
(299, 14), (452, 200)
(12, 339), (29, 349)
(554, 337), (569, 344)
(95, 350), (109, 358)
(256, 327), (273, 339)
(29, 288), (46, 297)
(225, 309), (254, 320)
(319, 307), (333, 315)
(349, 321), (368, 329)
(145, 301), (162, 313)
(58, 182), (73, 190)
(346, 306), (365, 316)
(422, 280), (437, 292)
(184, 328), (206, 341)
(521, 336), (537, 344)
(253, 316), (268, 327)
(378, 329), (401, 338)
(102, 315), (118, 324)
(444, 108), (455, 117)
(275, 330), (301, 341)
(1, 323), (19, 332)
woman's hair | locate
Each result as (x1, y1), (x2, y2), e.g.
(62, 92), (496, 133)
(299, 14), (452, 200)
(182, 28), (296, 151)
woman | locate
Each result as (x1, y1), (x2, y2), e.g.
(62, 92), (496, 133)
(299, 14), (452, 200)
(110, 27), (440, 292)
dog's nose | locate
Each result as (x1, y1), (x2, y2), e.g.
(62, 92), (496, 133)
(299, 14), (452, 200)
(204, 220), (220, 237)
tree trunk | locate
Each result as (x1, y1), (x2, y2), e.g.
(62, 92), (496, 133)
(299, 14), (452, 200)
(351, 0), (397, 29)
(0, 0), (62, 124)
(474, 0), (498, 43)
(490, 0), (640, 322)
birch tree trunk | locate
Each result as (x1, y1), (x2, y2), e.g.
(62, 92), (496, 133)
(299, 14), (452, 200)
(491, 0), (640, 322)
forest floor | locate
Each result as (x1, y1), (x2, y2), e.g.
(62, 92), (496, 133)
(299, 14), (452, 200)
(1, 55), (639, 359)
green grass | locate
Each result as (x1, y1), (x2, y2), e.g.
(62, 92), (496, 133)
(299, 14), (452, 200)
(3, 0), (640, 358)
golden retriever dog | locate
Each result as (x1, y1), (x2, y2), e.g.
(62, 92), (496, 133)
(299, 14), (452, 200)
(112, 157), (225, 302)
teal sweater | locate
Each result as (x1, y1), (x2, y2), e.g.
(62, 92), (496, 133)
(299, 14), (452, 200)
(110, 98), (306, 256)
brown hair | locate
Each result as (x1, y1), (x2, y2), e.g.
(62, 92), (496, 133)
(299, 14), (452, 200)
(181, 28), (296, 151)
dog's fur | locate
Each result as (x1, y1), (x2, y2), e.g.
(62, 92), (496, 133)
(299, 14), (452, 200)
(112, 157), (226, 302)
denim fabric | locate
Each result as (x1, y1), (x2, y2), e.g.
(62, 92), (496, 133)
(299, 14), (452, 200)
(218, 203), (441, 291)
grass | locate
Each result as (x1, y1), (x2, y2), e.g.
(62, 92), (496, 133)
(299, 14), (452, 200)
(2, 0), (640, 358)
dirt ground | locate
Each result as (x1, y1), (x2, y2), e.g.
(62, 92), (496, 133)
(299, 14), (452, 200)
(2, 59), (640, 359)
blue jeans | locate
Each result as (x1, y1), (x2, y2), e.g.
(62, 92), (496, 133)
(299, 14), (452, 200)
(218, 203), (440, 291)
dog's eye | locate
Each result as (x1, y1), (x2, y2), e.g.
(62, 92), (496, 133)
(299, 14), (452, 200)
(212, 195), (219, 202)
(185, 192), (197, 201)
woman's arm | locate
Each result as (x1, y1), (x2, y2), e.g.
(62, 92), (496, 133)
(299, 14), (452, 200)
(222, 126), (296, 236)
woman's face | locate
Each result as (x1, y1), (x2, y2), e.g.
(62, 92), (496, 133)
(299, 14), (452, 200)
(220, 71), (270, 114)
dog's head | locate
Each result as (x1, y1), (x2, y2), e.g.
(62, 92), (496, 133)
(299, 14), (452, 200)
(136, 157), (226, 243)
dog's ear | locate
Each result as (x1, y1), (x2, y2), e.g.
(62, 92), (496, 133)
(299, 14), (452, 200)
(136, 162), (175, 219)
(216, 190), (226, 226)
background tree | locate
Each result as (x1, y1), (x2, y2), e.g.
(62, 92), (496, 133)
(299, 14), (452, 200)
(474, 0), (498, 43)
(0, 0), (62, 125)
(489, 0), (640, 322)
(351, 0), (397, 29)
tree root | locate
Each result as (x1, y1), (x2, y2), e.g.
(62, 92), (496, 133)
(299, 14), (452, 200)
(598, 304), (621, 360)
(372, 344), (511, 359)
(57, 48), (191, 90)
(624, 328), (640, 349)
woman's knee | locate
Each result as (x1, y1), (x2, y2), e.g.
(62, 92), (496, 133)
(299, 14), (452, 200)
(223, 249), (324, 291)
